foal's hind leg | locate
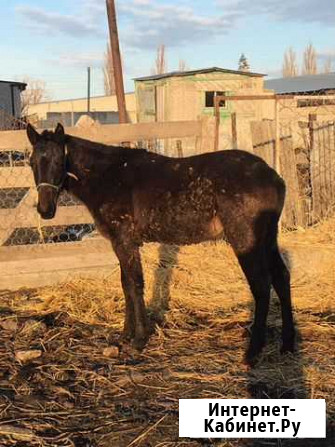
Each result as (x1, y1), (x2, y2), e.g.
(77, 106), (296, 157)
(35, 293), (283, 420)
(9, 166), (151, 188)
(268, 245), (295, 353)
(220, 211), (271, 363)
(237, 249), (272, 363)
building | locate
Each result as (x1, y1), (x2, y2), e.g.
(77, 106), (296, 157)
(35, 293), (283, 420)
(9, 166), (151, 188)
(135, 67), (274, 151)
(135, 67), (269, 122)
(28, 67), (278, 151)
(28, 92), (137, 128)
(0, 80), (27, 129)
(265, 72), (335, 96)
(266, 72), (335, 144)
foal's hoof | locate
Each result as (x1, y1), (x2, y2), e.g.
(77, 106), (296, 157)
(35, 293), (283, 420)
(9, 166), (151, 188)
(280, 341), (295, 355)
(281, 331), (296, 354)
(132, 334), (149, 352)
(244, 347), (262, 366)
(245, 334), (265, 365)
(122, 328), (135, 342)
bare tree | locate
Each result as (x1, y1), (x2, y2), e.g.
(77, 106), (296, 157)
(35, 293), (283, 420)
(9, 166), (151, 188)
(103, 42), (116, 95)
(282, 47), (298, 77)
(153, 44), (168, 75)
(302, 43), (318, 75)
(178, 59), (189, 72)
(238, 54), (250, 72)
(323, 56), (332, 74)
(21, 77), (48, 115)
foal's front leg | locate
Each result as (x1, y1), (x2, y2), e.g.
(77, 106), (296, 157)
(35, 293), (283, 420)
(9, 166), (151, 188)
(120, 267), (136, 341)
(113, 240), (149, 350)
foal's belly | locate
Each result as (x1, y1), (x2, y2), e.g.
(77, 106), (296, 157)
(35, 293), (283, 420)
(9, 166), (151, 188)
(136, 187), (225, 245)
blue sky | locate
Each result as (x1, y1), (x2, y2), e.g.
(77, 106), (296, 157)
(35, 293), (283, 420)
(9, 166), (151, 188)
(1, 0), (334, 100)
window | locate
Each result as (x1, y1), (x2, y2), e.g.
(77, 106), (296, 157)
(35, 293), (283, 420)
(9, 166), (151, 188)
(297, 98), (335, 108)
(205, 91), (226, 107)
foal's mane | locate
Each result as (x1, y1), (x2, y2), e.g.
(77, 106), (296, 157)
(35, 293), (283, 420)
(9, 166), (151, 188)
(41, 130), (58, 140)
(65, 134), (148, 157)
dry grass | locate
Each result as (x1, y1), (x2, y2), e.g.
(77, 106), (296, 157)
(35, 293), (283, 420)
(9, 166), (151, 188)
(0, 220), (334, 446)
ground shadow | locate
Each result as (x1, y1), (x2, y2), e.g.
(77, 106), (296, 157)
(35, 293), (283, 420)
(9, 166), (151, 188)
(246, 248), (333, 446)
(147, 244), (179, 325)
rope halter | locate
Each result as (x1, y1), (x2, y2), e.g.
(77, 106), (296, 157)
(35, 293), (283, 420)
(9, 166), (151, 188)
(36, 172), (79, 192)
(35, 146), (79, 192)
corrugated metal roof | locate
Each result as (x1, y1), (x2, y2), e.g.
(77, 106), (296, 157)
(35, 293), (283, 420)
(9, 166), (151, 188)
(265, 73), (335, 94)
(134, 67), (265, 81)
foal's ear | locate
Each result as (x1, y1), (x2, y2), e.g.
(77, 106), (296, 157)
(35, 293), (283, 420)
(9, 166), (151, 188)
(55, 123), (65, 138)
(26, 123), (40, 146)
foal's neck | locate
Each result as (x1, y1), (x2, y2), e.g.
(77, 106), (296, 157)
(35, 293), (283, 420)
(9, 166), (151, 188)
(64, 135), (116, 200)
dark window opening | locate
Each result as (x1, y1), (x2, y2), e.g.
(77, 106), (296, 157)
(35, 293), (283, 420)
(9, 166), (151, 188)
(205, 91), (226, 108)
(297, 98), (335, 108)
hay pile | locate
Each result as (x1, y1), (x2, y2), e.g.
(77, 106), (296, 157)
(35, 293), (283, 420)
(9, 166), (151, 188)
(0, 220), (334, 446)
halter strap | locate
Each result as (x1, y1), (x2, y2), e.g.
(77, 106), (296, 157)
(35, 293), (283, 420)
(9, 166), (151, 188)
(36, 147), (79, 192)
(37, 182), (62, 192)
(36, 172), (79, 192)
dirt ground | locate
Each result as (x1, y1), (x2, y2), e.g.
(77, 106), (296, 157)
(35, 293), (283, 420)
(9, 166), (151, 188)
(0, 220), (334, 446)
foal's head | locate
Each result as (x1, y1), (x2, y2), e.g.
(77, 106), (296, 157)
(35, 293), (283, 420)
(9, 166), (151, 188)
(27, 123), (66, 219)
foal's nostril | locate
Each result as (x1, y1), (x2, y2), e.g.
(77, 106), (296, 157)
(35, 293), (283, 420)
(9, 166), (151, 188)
(40, 210), (55, 219)
(37, 204), (55, 220)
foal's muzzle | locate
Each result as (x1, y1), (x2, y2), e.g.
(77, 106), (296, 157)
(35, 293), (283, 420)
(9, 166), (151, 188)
(38, 206), (56, 220)
(37, 184), (59, 219)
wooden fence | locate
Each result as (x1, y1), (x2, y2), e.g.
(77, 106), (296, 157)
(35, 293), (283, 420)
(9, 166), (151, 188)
(0, 119), (210, 289)
(2, 113), (335, 289)
(309, 120), (335, 219)
(251, 118), (335, 227)
(251, 120), (305, 228)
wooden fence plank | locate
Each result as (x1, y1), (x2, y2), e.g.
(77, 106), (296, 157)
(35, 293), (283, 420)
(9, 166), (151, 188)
(280, 129), (304, 227)
(310, 121), (335, 220)
(0, 167), (33, 188)
(0, 237), (110, 262)
(251, 120), (275, 167)
(0, 205), (93, 232)
(0, 189), (35, 245)
(0, 120), (202, 151)
(251, 119), (304, 228)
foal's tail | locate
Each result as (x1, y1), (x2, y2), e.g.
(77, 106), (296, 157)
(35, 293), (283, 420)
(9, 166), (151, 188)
(266, 172), (285, 249)
(264, 173), (291, 297)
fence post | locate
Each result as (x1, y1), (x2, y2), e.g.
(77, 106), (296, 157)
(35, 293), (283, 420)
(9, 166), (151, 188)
(274, 97), (281, 175)
(308, 113), (317, 152)
(231, 112), (237, 149)
(214, 97), (220, 151)
(176, 140), (183, 157)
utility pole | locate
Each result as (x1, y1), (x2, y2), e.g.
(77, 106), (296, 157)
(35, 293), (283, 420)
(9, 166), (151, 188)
(87, 66), (91, 115)
(106, 0), (127, 123)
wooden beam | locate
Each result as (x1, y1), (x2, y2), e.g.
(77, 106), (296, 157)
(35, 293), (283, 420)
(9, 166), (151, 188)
(0, 237), (110, 262)
(0, 205), (93, 232)
(106, 0), (127, 123)
(216, 94), (276, 101)
(0, 189), (35, 245)
(0, 167), (33, 188)
(214, 97), (220, 151)
(231, 112), (237, 149)
(0, 120), (202, 151)
(274, 99), (281, 175)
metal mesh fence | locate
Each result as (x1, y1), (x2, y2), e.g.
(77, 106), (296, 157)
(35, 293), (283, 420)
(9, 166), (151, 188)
(251, 93), (335, 227)
(1, 96), (335, 249)
(0, 149), (95, 247)
(0, 130), (199, 249)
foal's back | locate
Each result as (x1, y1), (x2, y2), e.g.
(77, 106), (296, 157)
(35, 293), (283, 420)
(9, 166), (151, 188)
(88, 147), (285, 246)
